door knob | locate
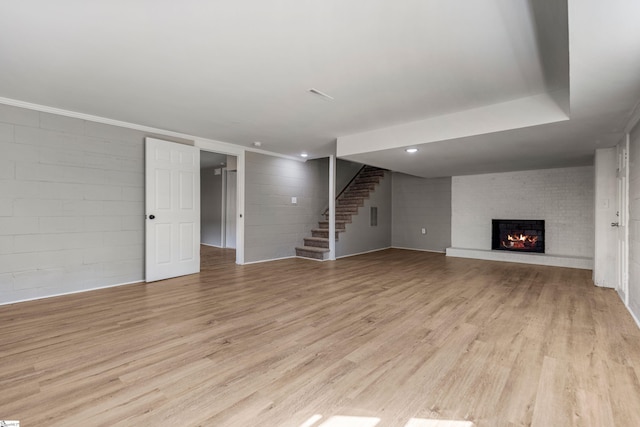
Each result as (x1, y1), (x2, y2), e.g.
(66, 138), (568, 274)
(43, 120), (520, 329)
(149, 215), (155, 220)
(611, 222), (619, 227)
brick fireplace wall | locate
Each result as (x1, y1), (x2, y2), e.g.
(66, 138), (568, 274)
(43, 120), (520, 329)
(451, 166), (595, 259)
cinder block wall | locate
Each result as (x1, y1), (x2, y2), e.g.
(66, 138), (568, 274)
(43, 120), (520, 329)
(0, 104), (148, 304)
(244, 152), (328, 263)
(451, 166), (595, 258)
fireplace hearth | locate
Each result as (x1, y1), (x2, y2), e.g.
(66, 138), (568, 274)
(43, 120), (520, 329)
(491, 219), (545, 253)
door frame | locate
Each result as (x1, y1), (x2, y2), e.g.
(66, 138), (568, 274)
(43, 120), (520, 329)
(223, 169), (238, 249)
(617, 136), (630, 305)
(220, 167), (228, 249)
(196, 140), (245, 264)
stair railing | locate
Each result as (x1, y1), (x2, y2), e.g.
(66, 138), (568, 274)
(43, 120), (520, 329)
(323, 164), (366, 215)
(336, 164), (366, 201)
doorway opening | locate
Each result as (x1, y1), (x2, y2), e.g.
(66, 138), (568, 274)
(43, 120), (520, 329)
(200, 151), (238, 265)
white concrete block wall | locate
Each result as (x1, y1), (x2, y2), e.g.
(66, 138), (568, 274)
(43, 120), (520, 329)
(392, 173), (451, 252)
(0, 104), (147, 304)
(451, 166), (595, 258)
(628, 123), (640, 322)
(244, 153), (328, 262)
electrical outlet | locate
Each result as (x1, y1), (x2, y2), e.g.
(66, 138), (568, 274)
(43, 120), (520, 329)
(421, 228), (426, 234)
(291, 196), (297, 205)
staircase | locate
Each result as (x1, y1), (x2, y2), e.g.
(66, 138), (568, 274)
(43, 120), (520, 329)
(295, 166), (386, 260)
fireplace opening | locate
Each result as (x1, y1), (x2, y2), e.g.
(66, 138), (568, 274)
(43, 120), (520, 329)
(491, 219), (545, 253)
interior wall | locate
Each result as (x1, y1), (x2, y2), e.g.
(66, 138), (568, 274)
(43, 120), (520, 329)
(391, 173), (452, 252)
(200, 167), (223, 247)
(593, 148), (617, 288)
(451, 166), (595, 258)
(336, 159), (363, 194)
(628, 123), (640, 322)
(336, 171), (392, 257)
(226, 170), (237, 249)
(244, 152), (328, 263)
(0, 104), (150, 304)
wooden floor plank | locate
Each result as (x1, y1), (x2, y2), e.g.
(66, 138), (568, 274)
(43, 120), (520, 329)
(0, 247), (638, 426)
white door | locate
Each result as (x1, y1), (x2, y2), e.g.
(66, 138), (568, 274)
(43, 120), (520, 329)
(145, 138), (200, 282)
(616, 138), (629, 304)
(225, 170), (237, 249)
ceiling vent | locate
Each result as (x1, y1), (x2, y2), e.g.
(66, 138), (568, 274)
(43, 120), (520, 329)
(308, 88), (334, 100)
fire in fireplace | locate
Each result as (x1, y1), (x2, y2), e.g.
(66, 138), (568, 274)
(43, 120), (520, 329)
(491, 219), (545, 253)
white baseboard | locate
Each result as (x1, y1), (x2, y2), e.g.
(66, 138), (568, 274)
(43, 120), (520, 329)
(391, 246), (446, 254)
(295, 256), (325, 262)
(243, 255), (297, 265)
(594, 278), (616, 289)
(0, 280), (143, 307)
(627, 304), (640, 330)
(336, 246), (392, 259)
(201, 243), (223, 248)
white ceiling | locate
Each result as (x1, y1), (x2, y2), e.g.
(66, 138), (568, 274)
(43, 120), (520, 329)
(1, 0), (640, 177)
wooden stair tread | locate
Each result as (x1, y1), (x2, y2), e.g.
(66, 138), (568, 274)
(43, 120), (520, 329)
(295, 246), (330, 253)
(304, 237), (329, 242)
(337, 201), (364, 205)
(298, 166), (385, 260)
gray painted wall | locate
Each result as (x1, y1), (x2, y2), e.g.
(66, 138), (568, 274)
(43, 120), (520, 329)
(336, 171), (392, 257)
(225, 170), (237, 249)
(628, 122), (640, 322)
(244, 152), (328, 263)
(201, 167), (223, 247)
(0, 104), (151, 304)
(391, 173), (452, 252)
(336, 159), (363, 195)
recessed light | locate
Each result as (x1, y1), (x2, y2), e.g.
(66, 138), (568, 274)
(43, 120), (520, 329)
(300, 153), (309, 158)
(253, 141), (262, 147)
(405, 148), (418, 153)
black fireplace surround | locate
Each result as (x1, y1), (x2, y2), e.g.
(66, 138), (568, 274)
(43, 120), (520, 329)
(491, 219), (545, 253)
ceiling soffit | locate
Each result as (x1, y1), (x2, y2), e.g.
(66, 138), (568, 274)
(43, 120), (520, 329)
(337, 0), (572, 176)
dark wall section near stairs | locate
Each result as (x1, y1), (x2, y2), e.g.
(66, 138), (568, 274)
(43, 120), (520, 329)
(335, 170), (391, 258)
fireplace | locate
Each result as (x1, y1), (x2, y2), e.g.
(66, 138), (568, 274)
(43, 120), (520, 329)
(491, 219), (545, 253)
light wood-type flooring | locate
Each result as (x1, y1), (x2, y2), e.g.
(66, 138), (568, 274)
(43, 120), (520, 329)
(1, 247), (640, 426)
